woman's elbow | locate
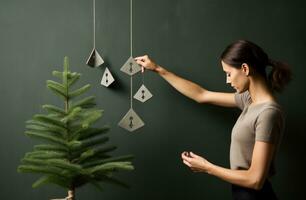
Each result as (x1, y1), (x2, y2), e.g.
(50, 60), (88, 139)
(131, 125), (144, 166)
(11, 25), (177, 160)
(249, 176), (265, 190)
(195, 97), (206, 104)
(195, 90), (208, 104)
(253, 181), (264, 190)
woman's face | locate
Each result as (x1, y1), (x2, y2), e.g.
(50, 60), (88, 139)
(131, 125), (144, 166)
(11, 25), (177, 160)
(221, 60), (249, 93)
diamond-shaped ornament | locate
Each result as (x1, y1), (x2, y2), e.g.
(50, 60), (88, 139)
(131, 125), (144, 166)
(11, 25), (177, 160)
(120, 56), (141, 76)
(118, 108), (144, 132)
(134, 84), (153, 103)
(86, 48), (104, 67)
(101, 67), (115, 87)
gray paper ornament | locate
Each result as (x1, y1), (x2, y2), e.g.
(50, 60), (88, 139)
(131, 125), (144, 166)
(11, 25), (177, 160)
(86, 49), (104, 68)
(101, 67), (115, 87)
(134, 84), (153, 103)
(120, 56), (141, 76)
(86, 0), (104, 68)
(118, 108), (144, 132)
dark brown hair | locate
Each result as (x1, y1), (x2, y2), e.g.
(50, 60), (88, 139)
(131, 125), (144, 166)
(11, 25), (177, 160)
(221, 40), (291, 93)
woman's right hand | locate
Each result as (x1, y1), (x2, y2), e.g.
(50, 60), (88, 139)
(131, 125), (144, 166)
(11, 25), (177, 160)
(134, 55), (159, 72)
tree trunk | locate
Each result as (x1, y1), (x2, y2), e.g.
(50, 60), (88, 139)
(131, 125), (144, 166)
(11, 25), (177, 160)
(50, 189), (75, 200)
(67, 189), (75, 200)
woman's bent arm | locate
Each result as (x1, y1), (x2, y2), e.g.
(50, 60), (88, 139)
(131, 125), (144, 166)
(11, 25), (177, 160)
(182, 141), (275, 190)
(207, 141), (275, 190)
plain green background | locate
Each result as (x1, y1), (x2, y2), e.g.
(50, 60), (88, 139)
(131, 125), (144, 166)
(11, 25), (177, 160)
(1, 0), (305, 199)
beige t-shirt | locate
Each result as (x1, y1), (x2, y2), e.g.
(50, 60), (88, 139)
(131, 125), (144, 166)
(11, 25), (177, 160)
(230, 91), (284, 177)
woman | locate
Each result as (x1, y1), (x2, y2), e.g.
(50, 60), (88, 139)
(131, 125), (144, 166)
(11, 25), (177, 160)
(135, 40), (291, 200)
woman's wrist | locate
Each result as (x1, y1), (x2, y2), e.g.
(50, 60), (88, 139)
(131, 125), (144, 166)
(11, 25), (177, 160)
(155, 65), (166, 75)
(205, 162), (215, 175)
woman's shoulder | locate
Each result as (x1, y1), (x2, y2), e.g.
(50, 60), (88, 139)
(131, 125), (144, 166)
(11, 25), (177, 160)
(259, 101), (283, 114)
(234, 91), (252, 110)
(256, 102), (284, 125)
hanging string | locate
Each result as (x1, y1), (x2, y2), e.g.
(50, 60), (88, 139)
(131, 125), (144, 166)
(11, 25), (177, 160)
(130, 0), (133, 109)
(130, 0), (133, 57)
(142, 68), (145, 85)
(93, 0), (96, 48)
(130, 76), (133, 108)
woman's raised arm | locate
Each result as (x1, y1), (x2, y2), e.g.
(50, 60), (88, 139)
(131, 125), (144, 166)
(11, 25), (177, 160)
(135, 55), (237, 107)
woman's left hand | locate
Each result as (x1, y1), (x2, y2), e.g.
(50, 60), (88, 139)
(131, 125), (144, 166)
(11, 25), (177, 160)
(181, 151), (213, 173)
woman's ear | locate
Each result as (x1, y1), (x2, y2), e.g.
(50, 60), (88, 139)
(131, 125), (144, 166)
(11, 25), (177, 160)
(241, 63), (250, 76)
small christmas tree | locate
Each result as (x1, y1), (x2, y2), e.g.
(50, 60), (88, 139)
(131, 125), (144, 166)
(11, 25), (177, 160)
(17, 57), (134, 200)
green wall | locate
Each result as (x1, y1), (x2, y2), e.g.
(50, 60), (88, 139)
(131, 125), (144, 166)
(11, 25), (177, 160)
(1, 0), (305, 199)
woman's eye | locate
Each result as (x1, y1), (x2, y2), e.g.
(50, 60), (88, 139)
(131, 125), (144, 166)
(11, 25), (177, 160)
(227, 73), (231, 77)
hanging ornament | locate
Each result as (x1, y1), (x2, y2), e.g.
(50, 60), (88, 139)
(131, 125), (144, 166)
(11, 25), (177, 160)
(101, 67), (115, 87)
(86, 49), (104, 67)
(134, 84), (153, 103)
(118, 0), (144, 132)
(86, 0), (115, 87)
(118, 108), (145, 132)
(120, 56), (141, 76)
(118, 74), (144, 132)
(134, 67), (153, 103)
(86, 0), (104, 68)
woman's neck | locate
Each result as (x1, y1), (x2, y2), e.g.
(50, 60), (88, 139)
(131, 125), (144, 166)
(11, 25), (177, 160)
(248, 75), (276, 104)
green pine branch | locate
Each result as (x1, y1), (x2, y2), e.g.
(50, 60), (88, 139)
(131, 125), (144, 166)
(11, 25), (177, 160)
(17, 56), (134, 195)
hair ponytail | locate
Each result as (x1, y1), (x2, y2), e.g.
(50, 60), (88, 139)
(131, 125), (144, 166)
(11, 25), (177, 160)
(221, 40), (292, 93)
(267, 59), (292, 93)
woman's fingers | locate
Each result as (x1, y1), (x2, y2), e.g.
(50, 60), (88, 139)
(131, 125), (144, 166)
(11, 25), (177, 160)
(183, 160), (191, 167)
(190, 152), (204, 160)
(134, 55), (148, 61)
(135, 59), (145, 66)
(181, 151), (187, 158)
(134, 57), (144, 62)
(135, 57), (150, 69)
(134, 55), (159, 71)
(181, 153), (191, 161)
(185, 162), (201, 173)
(190, 152), (199, 158)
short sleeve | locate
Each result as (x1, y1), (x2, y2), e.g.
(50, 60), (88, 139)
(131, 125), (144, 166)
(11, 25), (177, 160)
(234, 91), (252, 110)
(255, 108), (284, 143)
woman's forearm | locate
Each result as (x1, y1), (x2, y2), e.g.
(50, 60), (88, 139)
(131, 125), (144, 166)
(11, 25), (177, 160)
(181, 152), (263, 190)
(208, 164), (261, 190)
(155, 65), (207, 103)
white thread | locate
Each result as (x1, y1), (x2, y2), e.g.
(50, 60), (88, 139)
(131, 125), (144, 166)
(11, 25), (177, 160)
(130, 0), (133, 57)
(93, 0), (96, 48)
(130, 76), (133, 108)
(142, 70), (145, 85)
(130, 0), (133, 109)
